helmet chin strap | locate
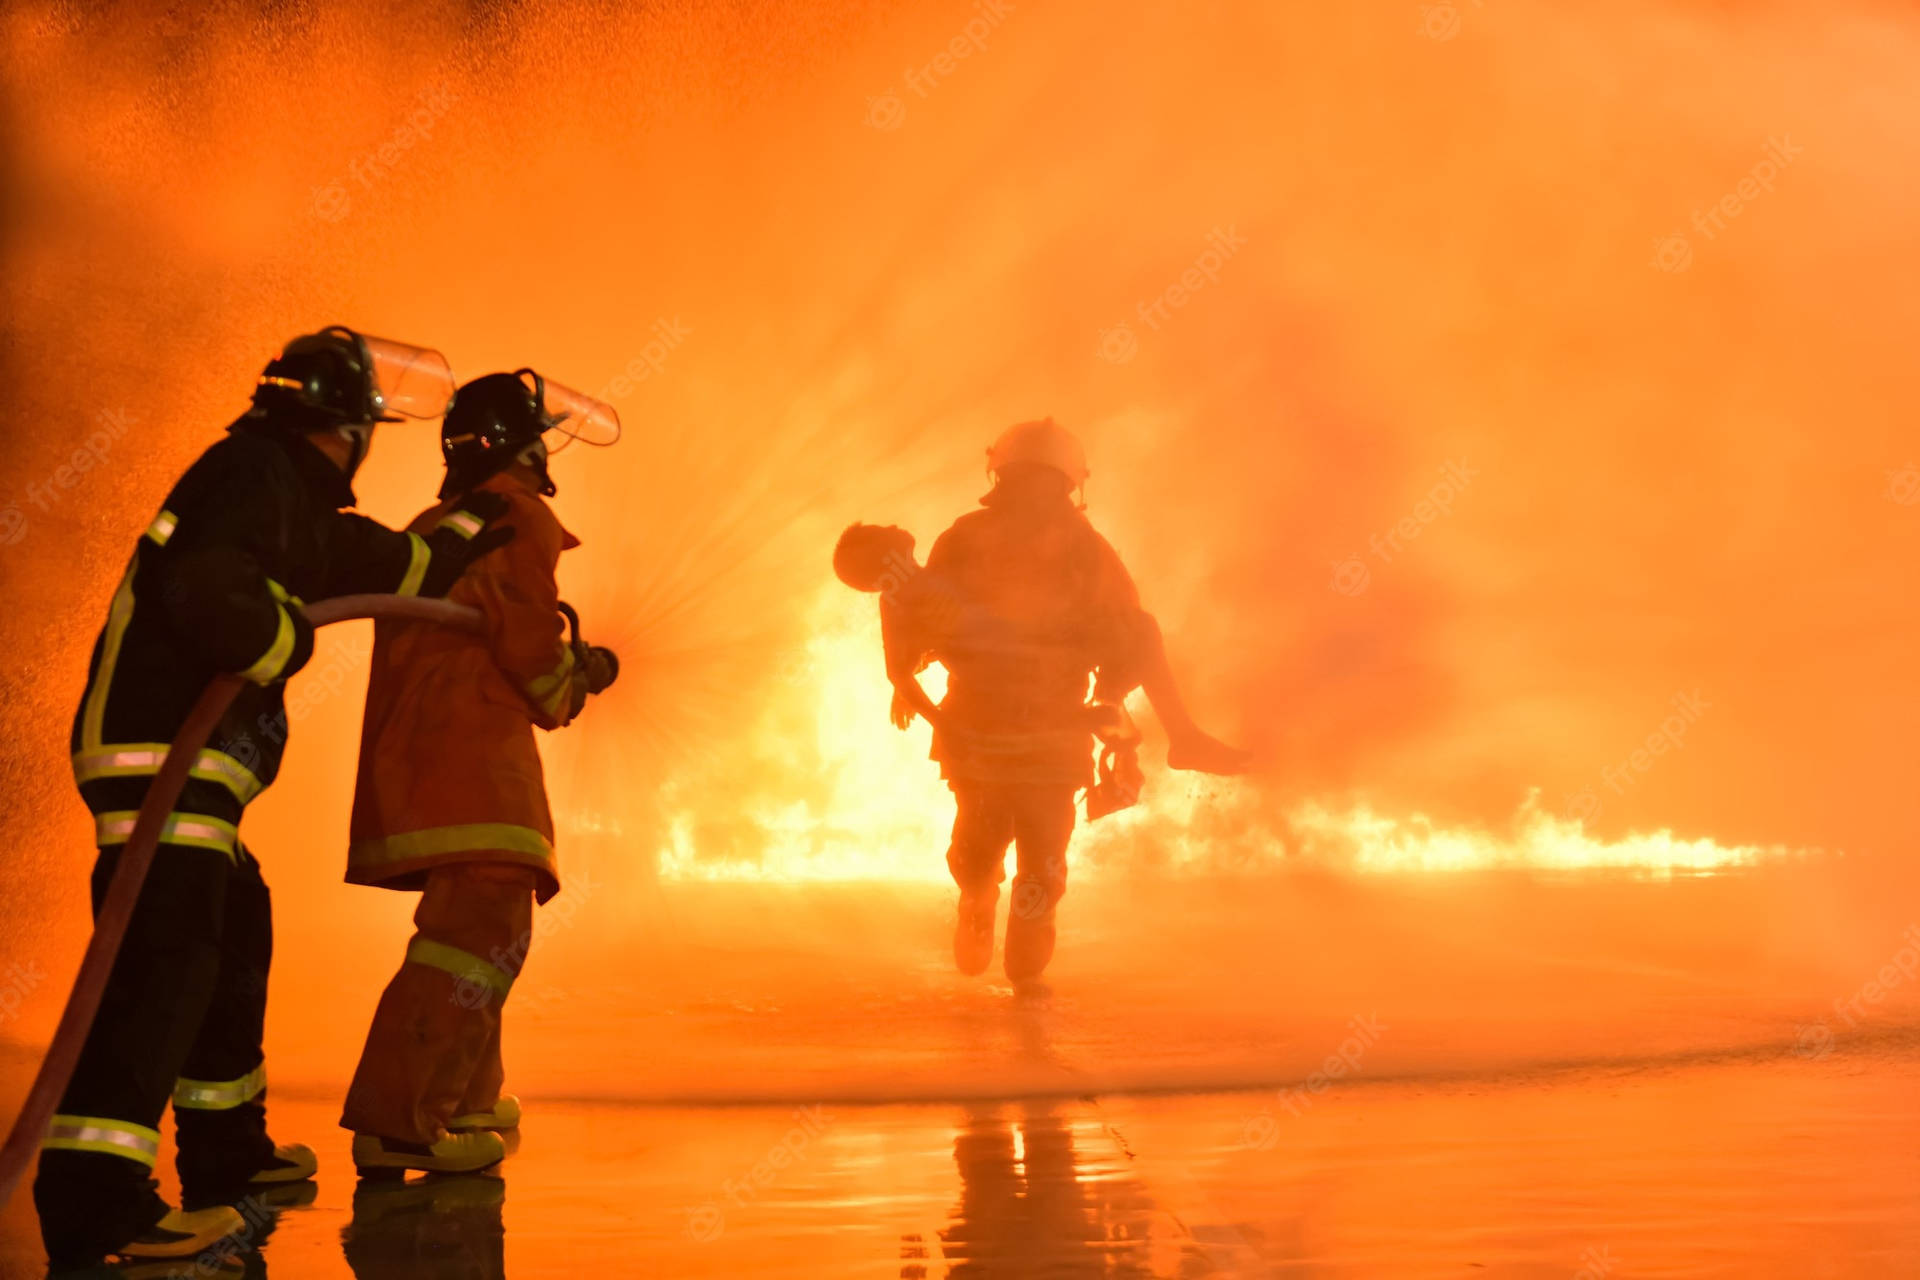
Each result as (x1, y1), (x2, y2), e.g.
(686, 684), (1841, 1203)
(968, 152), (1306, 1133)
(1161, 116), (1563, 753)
(336, 423), (373, 479)
(518, 439), (557, 497)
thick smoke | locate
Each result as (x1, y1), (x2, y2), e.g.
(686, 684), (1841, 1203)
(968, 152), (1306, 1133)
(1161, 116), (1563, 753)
(1, 1), (1916, 1081)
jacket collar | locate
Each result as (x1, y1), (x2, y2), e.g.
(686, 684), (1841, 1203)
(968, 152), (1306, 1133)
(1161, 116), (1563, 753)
(480, 468), (581, 549)
(281, 431), (358, 509)
(230, 415), (358, 509)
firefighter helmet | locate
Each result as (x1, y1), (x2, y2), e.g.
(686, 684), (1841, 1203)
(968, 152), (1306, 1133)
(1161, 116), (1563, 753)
(252, 326), (454, 428)
(439, 369), (621, 499)
(986, 417), (1089, 486)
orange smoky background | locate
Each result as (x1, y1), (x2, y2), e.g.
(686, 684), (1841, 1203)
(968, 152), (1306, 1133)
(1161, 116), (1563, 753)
(0, 1), (1917, 1084)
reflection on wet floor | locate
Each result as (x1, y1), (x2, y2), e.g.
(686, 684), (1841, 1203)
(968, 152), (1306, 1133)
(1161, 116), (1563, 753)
(342, 1174), (506, 1280)
(902, 985), (1207, 1276)
(923, 1101), (1189, 1278)
(338, 1131), (521, 1280)
(4, 1041), (1920, 1276)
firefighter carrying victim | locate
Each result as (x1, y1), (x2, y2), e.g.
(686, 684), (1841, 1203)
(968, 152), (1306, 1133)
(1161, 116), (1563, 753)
(833, 417), (1250, 987)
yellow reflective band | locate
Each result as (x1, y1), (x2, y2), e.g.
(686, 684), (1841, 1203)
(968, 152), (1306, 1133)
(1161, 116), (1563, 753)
(258, 374), (303, 391)
(44, 1114), (161, 1167)
(396, 533), (431, 597)
(173, 1063), (266, 1111)
(351, 823), (554, 867)
(239, 606), (296, 685)
(406, 938), (513, 998)
(80, 562), (138, 751)
(542, 674), (580, 721)
(145, 509), (178, 546)
(94, 810), (239, 858)
(438, 511), (484, 540)
(264, 578), (304, 608)
(73, 744), (264, 804)
(524, 647), (578, 719)
(186, 750), (265, 803)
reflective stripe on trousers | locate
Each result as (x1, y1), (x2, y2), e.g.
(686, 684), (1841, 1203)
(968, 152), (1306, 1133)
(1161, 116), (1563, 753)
(43, 1114), (161, 1167)
(173, 1062), (267, 1111)
(406, 938), (515, 1001)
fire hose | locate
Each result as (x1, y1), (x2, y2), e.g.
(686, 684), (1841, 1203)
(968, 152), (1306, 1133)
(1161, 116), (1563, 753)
(0, 594), (482, 1207)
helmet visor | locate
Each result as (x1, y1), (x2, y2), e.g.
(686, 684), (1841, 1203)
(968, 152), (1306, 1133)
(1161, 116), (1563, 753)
(537, 378), (622, 454)
(360, 333), (456, 421)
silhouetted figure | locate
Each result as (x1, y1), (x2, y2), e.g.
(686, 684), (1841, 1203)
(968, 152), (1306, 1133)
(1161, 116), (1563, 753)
(33, 328), (509, 1270)
(835, 419), (1248, 986)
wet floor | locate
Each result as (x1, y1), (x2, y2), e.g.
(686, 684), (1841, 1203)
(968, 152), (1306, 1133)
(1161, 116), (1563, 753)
(5, 867), (1920, 1276)
(3, 1041), (1919, 1278)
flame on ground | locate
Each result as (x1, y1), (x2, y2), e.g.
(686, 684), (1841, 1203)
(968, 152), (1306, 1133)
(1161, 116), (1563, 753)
(640, 588), (1804, 884)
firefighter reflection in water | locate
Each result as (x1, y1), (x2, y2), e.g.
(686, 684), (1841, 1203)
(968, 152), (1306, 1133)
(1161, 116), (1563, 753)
(835, 418), (1249, 985)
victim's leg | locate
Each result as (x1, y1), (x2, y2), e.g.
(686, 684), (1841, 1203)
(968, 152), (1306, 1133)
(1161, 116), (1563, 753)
(1131, 613), (1251, 775)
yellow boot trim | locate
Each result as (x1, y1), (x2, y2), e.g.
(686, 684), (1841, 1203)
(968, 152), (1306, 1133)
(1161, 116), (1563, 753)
(249, 1142), (319, 1184)
(449, 1094), (522, 1132)
(351, 1130), (506, 1174)
(121, 1205), (246, 1260)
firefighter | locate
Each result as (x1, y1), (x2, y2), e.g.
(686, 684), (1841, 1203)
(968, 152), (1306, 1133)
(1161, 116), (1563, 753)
(833, 418), (1248, 984)
(36, 327), (517, 1269)
(341, 369), (619, 1177)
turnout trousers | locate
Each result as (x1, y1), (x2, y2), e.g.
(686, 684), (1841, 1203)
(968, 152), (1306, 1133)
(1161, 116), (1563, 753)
(946, 782), (1078, 919)
(35, 784), (276, 1265)
(340, 864), (537, 1145)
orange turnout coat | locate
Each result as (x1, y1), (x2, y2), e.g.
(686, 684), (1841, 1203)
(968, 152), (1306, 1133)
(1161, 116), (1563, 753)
(347, 471), (586, 904)
(912, 495), (1144, 787)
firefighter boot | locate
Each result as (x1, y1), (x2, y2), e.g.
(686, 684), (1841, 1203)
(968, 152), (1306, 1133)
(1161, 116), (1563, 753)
(449, 1095), (522, 1133)
(118, 1206), (249, 1263)
(1004, 880), (1058, 985)
(953, 888), (998, 976)
(352, 1130), (507, 1180)
(250, 1142), (319, 1186)
(177, 1093), (318, 1209)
